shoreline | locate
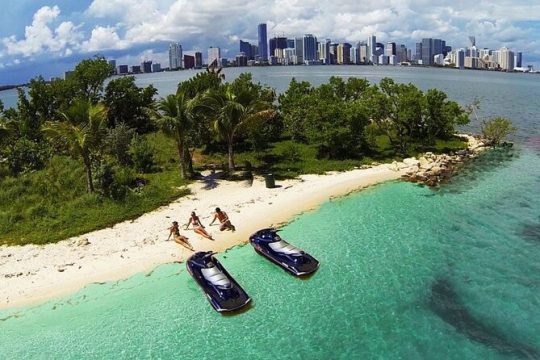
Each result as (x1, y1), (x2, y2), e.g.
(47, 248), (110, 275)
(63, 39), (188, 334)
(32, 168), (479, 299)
(0, 164), (405, 310)
(0, 134), (487, 310)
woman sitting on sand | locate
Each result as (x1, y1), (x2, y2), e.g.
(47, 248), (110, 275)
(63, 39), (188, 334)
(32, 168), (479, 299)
(167, 221), (194, 250)
(186, 211), (214, 240)
(210, 207), (236, 232)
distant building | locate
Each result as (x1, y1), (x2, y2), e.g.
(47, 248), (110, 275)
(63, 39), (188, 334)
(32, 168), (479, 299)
(434, 54), (445, 66)
(456, 49), (465, 69)
(208, 47), (221, 67)
(358, 43), (368, 64)
(385, 42), (396, 57)
(118, 65), (129, 74)
(367, 35), (376, 63)
(396, 44), (408, 63)
(389, 55), (397, 65)
(152, 63), (162, 72)
(239, 40), (253, 60)
(499, 47), (515, 71)
(220, 58), (228, 67)
(184, 55), (195, 69)
(515, 52), (522, 67)
(108, 60), (117, 75)
(303, 34), (318, 63)
(337, 43), (351, 64)
(131, 65), (141, 74)
(251, 44), (258, 59)
(258, 23), (268, 61)
(236, 53), (248, 67)
(169, 43), (182, 70)
(378, 55), (389, 65)
(294, 37), (304, 64)
(350, 46), (358, 64)
(464, 56), (478, 69)
(421, 38), (444, 65)
(415, 42), (422, 61)
(142, 60), (152, 73)
(194, 52), (203, 68)
(269, 37), (288, 60)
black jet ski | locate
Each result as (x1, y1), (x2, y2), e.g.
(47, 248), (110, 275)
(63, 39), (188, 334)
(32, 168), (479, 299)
(249, 228), (319, 276)
(186, 251), (251, 313)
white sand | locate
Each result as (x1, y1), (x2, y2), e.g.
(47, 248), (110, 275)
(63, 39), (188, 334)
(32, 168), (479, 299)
(0, 164), (406, 309)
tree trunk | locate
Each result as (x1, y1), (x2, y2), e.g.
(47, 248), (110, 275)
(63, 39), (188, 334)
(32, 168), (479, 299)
(84, 158), (94, 193)
(176, 139), (187, 179)
(183, 146), (194, 179)
(227, 139), (235, 171)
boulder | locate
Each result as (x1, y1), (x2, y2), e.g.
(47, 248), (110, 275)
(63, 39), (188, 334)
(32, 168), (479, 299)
(403, 157), (420, 166)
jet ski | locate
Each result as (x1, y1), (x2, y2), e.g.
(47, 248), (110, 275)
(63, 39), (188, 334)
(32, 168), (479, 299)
(249, 228), (319, 276)
(186, 251), (251, 313)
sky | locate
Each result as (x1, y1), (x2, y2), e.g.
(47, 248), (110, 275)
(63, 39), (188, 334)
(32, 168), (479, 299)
(0, 0), (539, 84)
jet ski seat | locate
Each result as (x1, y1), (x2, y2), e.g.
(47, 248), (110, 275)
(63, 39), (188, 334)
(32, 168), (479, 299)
(268, 240), (302, 255)
(201, 266), (232, 288)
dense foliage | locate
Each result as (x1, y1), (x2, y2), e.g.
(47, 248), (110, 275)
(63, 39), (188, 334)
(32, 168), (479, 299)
(481, 117), (516, 145)
(0, 57), (484, 245)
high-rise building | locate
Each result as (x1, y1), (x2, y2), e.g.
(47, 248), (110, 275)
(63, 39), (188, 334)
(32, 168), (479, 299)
(358, 43), (368, 64)
(269, 37), (288, 58)
(258, 23), (268, 61)
(318, 39), (331, 64)
(118, 65), (128, 74)
(337, 43), (351, 64)
(240, 40), (253, 60)
(286, 39), (295, 49)
(303, 34), (317, 63)
(389, 55), (397, 65)
(294, 37), (304, 64)
(108, 60), (117, 75)
(499, 47), (515, 71)
(515, 51), (522, 67)
(142, 60), (152, 73)
(456, 49), (465, 69)
(168, 43), (182, 70)
(396, 44), (408, 63)
(184, 55), (195, 69)
(415, 42), (422, 62)
(208, 47), (221, 67)
(152, 63), (162, 72)
(251, 44), (258, 59)
(421, 38), (444, 65)
(236, 53), (248, 67)
(350, 46), (358, 64)
(131, 65), (141, 74)
(385, 42), (396, 57)
(194, 52), (203, 68)
(367, 35), (376, 63)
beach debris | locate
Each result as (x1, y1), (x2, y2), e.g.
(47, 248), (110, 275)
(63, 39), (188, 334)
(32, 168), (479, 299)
(77, 238), (91, 246)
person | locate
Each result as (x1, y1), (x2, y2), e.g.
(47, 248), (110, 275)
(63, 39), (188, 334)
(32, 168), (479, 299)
(210, 207), (236, 232)
(167, 221), (194, 250)
(186, 211), (214, 240)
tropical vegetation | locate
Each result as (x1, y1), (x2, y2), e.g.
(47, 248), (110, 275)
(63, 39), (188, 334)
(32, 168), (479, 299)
(0, 56), (488, 245)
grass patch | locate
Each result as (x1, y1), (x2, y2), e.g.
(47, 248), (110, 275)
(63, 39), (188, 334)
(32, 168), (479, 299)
(0, 132), (189, 246)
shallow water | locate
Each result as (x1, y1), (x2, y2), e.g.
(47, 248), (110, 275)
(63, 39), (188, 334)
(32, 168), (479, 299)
(1, 144), (539, 359)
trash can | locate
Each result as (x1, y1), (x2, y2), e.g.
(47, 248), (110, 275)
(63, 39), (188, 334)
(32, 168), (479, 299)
(264, 173), (275, 188)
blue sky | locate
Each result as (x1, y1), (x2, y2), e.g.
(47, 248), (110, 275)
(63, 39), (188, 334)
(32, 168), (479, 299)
(1, 0), (539, 84)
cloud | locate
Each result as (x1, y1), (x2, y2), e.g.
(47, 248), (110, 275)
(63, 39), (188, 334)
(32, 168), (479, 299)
(81, 26), (128, 52)
(2, 5), (83, 57)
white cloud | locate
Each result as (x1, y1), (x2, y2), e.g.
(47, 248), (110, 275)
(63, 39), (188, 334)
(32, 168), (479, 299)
(81, 26), (128, 52)
(2, 6), (83, 57)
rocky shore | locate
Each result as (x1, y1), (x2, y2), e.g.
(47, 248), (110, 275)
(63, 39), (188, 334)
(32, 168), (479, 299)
(386, 134), (490, 186)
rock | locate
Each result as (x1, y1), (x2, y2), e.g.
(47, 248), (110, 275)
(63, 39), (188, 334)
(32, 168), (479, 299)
(77, 238), (91, 246)
(403, 157), (420, 166)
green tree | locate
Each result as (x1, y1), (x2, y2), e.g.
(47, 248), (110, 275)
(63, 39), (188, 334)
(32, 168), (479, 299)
(421, 89), (469, 142)
(151, 92), (197, 179)
(72, 56), (114, 102)
(481, 117), (516, 146)
(278, 78), (313, 141)
(42, 100), (108, 192)
(104, 76), (157, 132)
(205, 80), (274, 170)
(104, 122), (135, 165)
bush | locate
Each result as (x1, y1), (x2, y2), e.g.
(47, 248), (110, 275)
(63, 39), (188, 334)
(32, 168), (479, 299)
(481, 117), (516, 146)
(93, 161), (135, 200)
(129, 135), (158, 173)
(105, 123), (135, 165)
(4, 138), (51, 175)
(280, 142), (302, 162)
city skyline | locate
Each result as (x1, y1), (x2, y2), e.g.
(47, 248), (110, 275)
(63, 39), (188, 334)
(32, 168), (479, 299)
(1, 1), (540, 83)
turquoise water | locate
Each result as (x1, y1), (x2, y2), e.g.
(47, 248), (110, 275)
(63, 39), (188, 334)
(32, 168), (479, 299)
(1, 145), (539, 359)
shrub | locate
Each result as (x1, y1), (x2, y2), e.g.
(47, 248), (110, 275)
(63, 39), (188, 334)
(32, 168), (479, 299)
(281, 142), (302, 162)
(481, 117), (516, 146)
(105, 123), (135, 165)
(129, 135), (158, 173)
(4, 138), (51, 175)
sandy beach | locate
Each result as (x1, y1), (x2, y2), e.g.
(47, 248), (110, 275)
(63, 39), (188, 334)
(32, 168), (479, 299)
(0, 164), (406, 310)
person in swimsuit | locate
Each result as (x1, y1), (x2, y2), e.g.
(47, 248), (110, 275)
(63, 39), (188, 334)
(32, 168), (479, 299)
(210, 207), (236, 232)
(167, 221), (194, 250)
(186, 211), (214, 240)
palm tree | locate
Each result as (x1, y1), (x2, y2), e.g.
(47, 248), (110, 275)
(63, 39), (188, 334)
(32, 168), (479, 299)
(206, 84), (274, 171)
(43, 100), (107, 193)
(151, 92), (197, 179)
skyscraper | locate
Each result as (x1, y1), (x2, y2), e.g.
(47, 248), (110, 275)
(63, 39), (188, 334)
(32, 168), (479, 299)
(142, 60), (152, 73)
(258, 23), (268, 61)
(318, 39), (331, 64)
(194, 52), (203, 68)
(421, 38), (444, 65)
(358, 42), (368, 64)
(385, 42), (396, 57)
(337, 43), (351, 64)
(294, 37), (304, 64)
(169, 43), (182, 70)
(303, 34), (318, 63)
(239, 40), (253, 60)
(184, 55), (195, 69)
(269, 37), (287, 58)
(499, 47), (515, 71)
(208, 47), (221, 67)
(515, 52), (522, 67)
(367, 35), (376, 63)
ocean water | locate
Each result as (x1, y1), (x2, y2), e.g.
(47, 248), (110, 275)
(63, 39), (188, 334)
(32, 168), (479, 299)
(1, 144), (539, 359)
